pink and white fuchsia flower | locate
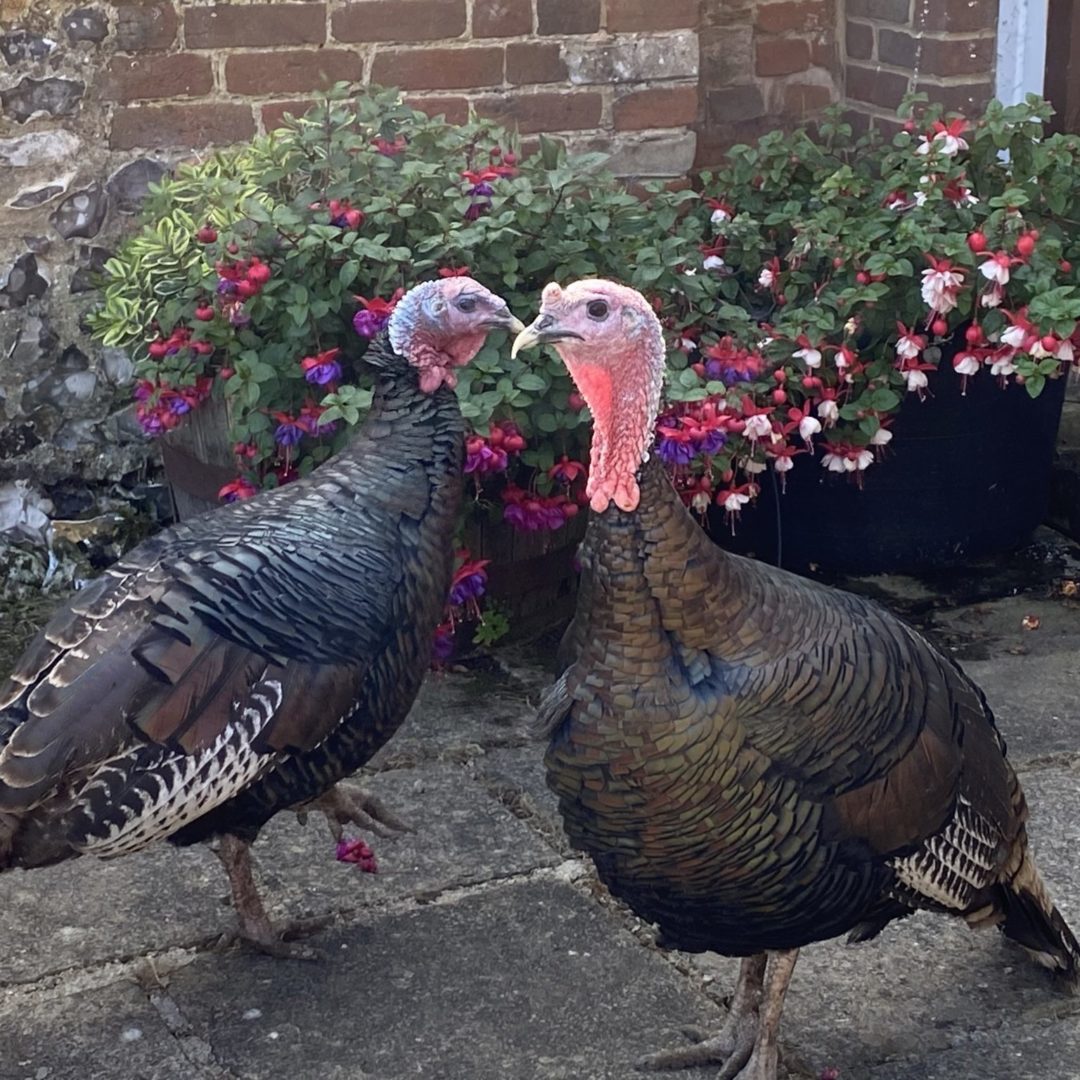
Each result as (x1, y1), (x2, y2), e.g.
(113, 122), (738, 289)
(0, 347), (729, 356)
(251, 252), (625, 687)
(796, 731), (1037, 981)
(792, 335), (822, 368)
(980, 251), (1013, 286)
(915, 117), (969, 157)
(921, 255), (964, 315)
(895, 322), (927, 362)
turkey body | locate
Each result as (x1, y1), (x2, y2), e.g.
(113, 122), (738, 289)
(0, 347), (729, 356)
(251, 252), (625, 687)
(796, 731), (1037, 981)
(542, 454), (1078, 970)
(0, 336), (463, 870)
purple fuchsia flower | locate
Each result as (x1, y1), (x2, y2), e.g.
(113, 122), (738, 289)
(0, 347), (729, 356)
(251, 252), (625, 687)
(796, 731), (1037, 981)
(298, 403), (338, 438)
(655, 429), (696, 467)
(218, 477), (258, 503)
(432, 621), (456, 662)
(352, 290), (404, 339)
(300, 347), (342, 386)
(272, 412), (306, 446)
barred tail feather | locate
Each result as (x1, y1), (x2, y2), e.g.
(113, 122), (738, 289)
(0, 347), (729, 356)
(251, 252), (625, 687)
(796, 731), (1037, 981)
(999, 854), (1080, 990)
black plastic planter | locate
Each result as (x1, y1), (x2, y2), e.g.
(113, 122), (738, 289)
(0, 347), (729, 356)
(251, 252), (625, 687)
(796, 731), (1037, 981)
(707, 363), (1069, 575)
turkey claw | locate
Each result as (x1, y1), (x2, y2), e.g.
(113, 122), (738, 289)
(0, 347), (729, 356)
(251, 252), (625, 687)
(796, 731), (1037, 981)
(215, 913), (334, 962)
(636, 1019), (755, 1076)
(297, 782), (412, 840)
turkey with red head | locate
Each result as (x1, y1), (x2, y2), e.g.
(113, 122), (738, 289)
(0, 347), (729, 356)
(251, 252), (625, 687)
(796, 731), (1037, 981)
(0, 276), (522, 957)
(512, 279), (1078, 1079)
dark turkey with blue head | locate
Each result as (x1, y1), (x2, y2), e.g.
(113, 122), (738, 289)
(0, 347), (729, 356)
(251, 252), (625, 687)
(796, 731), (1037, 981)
(0, 276), (522, 957)
(513, 279), (1079, 1079)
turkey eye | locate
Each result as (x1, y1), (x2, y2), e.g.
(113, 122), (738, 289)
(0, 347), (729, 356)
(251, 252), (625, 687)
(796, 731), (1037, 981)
(586, 300), (609, 320)
(457, 296), (478, 313)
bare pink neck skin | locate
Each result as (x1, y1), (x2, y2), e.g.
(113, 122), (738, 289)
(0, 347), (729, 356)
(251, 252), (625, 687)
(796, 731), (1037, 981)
(563, 335), (664, 513)
(405, 330), (486, 393)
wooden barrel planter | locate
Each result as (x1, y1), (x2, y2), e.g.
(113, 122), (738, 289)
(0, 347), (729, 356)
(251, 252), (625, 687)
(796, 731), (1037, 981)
(159, 399), (587, 639)
(708, 363), (1069, 575)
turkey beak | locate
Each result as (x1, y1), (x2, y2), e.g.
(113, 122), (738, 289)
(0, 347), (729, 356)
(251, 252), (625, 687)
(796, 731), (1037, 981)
(484, 304), (526, 335)
(511, 314), (582, 358)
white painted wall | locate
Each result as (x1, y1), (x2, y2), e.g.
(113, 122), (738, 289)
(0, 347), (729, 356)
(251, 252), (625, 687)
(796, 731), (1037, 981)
(996, 0), (1049, 103)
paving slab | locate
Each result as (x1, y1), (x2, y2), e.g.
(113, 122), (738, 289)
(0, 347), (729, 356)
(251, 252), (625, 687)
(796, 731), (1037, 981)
(0, 763), (558, 985)
(165, 878), (723, 1080)
(0, 979), (200, 1080)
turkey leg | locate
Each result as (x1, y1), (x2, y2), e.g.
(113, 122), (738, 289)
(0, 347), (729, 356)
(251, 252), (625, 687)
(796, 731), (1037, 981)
(295, 780), (412, 840)
(213, 833), (329, 960)
(639, 952), (766, 1074)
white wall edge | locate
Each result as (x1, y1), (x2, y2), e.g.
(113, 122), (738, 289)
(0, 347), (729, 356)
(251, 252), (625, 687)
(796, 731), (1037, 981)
(996, 0), (1049, 104)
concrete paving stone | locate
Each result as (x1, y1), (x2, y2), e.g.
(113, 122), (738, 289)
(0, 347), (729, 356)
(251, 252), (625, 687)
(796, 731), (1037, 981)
(367, 667), (542, 769)
(688, 765), (1080, 1079)
(0, 980), (199, 1080)
(166, 878), (723, 1080)
(0, 844), (223, 985)
(0, 763), (558, 985)
(254, 762), (562, 917)
(472, 745), (569, 855)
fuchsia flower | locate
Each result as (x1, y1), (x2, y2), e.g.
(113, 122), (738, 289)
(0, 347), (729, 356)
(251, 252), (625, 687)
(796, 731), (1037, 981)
(792, 335), (822, 369)
(218, 477), (258, 503)
(980, 251), (1014, 286)
(705, 196), (734, 226)
(327, 199), (364, 230)
(372, 134), (407, 156)
(549, 455), (587, 485)
(353, 289), (404, 338)
(953, 350), (981, 395)
(300, 347), (342, 385)
(272, 412), (306, 446)
(920, 255), (964, 315)
(703, 338), (763, 386)
(438, 265), (472, 278)
(336, 836), (378, 873)
(895, 322), (927, 362)
(502, 484), (576, 532)
(915, 117), (969, 157)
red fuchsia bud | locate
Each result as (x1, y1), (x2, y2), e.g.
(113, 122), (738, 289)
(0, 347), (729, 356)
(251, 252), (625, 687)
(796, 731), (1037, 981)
(855, 271), (870, 285)
(727, 419), (746, 435)
(247, 261), (272, 285)
(148, 341), (168, 359)
(771, 389), (787, 405)
(1016, 232), (1037, 258)
(776, 294), (787, 305)
(1042, 334), (1058, 351)
(802, 375), (822, 390)
(226, 241), (239, 254)
(931, 318), (948, 337)
(568, 392), (586, 412)
(505, 434), (526, 453)
(197, 225), (218, 244)
(773, 369), (786, 382)
(562, 502), (579, 519)
(488, 425), (505, 446)
(219, 367), (235, 379)
(236, 279), (258, 299)
(503, 150), (517, 166)
(722, 469), (734, 483)
(1061, 260), (1073, 273)
(903, 119), (917, 134)
(193, 340), (214, 355)
(344, 208), (364, 230)
(965, 323), (983, 345)
(194, 305), (215, 322)
(832, 256), (844, 269)
(967, 231), (988, 254)
(692, 362), (706, 377)
(869, 273), (886, 284)
(1016, 374), (1027, 384)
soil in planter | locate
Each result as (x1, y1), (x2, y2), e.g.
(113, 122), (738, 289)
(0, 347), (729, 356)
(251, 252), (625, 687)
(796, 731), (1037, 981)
(708, 367), (1069, 575)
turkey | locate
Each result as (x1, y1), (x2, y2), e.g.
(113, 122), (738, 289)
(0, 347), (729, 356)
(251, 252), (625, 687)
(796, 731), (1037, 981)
(512, 279), (1079, 1079)
(0, 276), (522, 957)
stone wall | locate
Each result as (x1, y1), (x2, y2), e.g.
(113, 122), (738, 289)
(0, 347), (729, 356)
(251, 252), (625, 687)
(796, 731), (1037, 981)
(843, 0), (998, 131)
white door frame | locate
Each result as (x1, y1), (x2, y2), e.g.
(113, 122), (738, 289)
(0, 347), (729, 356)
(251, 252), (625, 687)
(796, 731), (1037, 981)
(996, 0), (1048, 103)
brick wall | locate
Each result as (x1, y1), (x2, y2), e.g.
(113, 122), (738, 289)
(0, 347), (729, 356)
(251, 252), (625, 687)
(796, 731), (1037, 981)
(698, 0), (841, 165)
(843, 0), (998, 130)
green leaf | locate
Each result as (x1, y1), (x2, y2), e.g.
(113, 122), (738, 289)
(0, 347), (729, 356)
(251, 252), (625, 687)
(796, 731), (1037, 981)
(515, 372), (547, 392)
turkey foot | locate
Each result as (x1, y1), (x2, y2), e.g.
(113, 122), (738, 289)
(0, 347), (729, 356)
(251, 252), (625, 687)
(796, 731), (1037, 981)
(212, 834), (327, 961)
(639, 951), (798, 1080)
(295, 781), (412, 841)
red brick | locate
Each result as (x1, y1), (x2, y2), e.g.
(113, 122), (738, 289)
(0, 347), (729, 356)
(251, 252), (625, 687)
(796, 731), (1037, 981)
(921, 0), (996, 32)
(111, 103), (255, 150)
(225, 49), (362, 94)
(810, 35), (836, 67)
(606, 0), (699, 31)
(506, 42), (567, 84)
(915, 79), (993, 114)
(332, 0), (465, 42)
(922, 35), (995, 77)
(614, 86), (698, 130)
(114, 3), (178, 51)
(473, 0), (532, 37)
(846, 63), (911, 109)
(537, 0), (600, 35)
(878, 28), (915, 66)
(755, 37), (810, 76)
(755, 0), (828, 33)
(845, 0), (911, 20)
(370, 46), (503, 89)
(405, 94), (471, 124)
(705, 83), (765, 125)
(475, 90), (603, 133)
(261, 98), (317, 131)
(846, 19), (874, 60)
(782, 81), (834, 114)
(185, 4), (326, 48)
(106, 54), (213, 104)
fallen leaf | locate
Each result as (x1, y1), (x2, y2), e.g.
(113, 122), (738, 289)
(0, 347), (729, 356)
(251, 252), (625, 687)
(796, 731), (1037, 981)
(1021, 615), (1041, 630)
